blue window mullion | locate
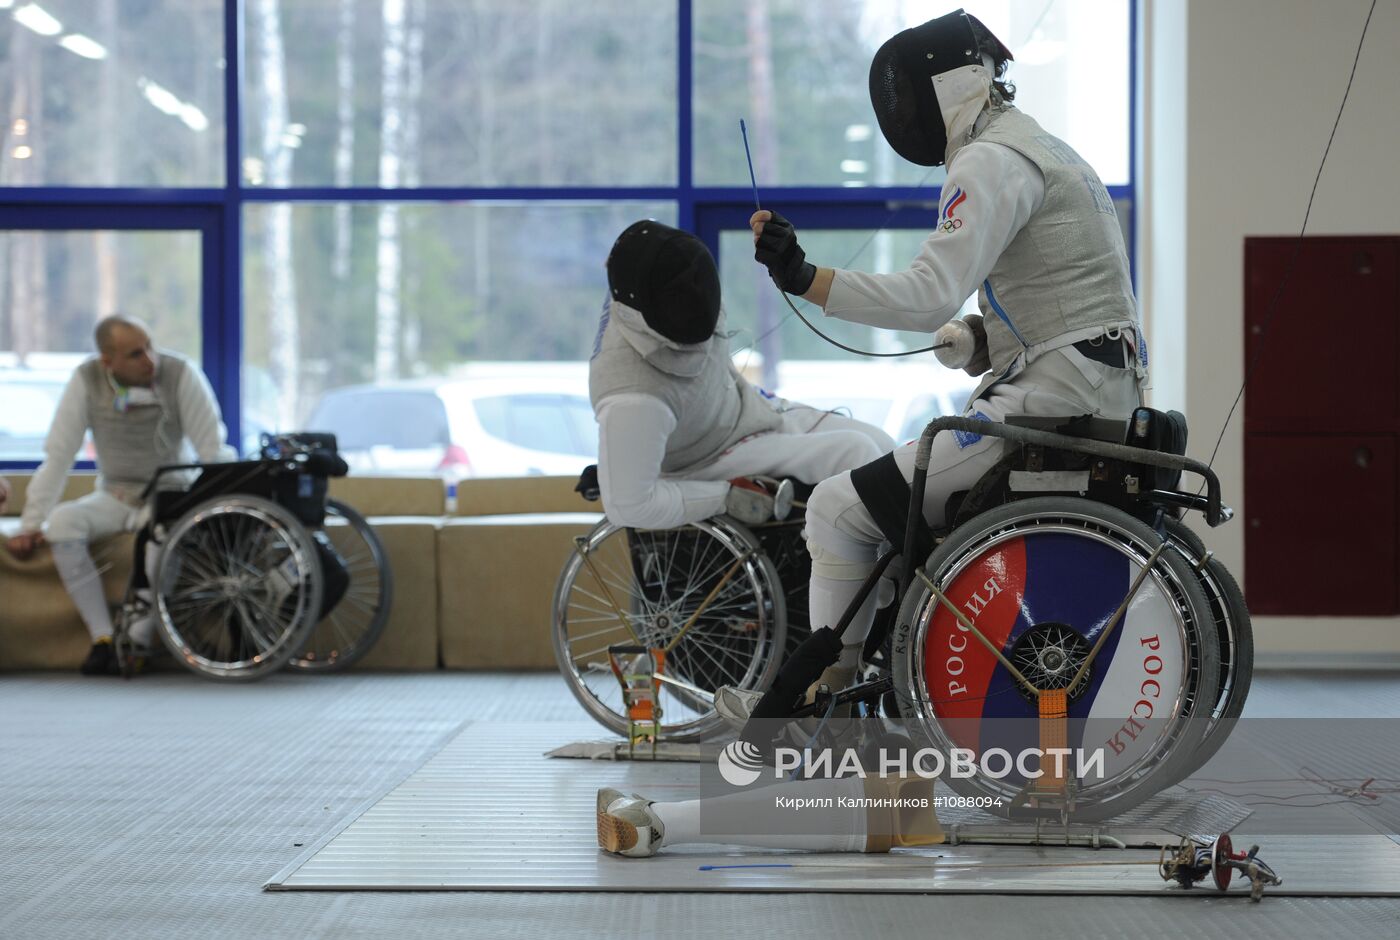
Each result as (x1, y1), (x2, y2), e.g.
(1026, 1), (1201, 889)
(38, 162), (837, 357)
(677, 0), (695, 235)
(211, 0), (245, 453)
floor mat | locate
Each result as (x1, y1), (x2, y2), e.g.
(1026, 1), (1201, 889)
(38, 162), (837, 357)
(266, 721), (1400, 896)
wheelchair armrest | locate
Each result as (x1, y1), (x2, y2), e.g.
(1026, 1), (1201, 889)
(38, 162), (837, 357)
(911, 417), (1229, 528)
(139, 463), (209, 500)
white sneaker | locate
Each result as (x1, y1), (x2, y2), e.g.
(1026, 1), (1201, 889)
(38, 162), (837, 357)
(596, 787), (665, 858)
(716, 669), (860, 741)
(714, 686), (765, 733)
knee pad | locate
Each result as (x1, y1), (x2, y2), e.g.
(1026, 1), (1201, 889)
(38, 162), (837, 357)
(804, 475), (882, 563)
(808, 542), (876, 582)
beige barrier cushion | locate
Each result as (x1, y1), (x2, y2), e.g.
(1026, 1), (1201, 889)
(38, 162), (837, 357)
(451, 476), (595, 516)
(0, 534), (134, 670)
(333, 517), (441, 670)
(3, 473), (443, 519)
(328, 476), (444, 517)
(437, 513), (603, 669)
(1, 473), (99, 518)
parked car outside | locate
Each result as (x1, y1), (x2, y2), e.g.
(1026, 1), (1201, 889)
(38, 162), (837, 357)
(771, 360), (979, 446)
(305, 364), (597, 480)
(0, 356), (97, 462)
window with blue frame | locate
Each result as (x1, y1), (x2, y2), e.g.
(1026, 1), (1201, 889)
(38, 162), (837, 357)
(0, 0), (1133, 476)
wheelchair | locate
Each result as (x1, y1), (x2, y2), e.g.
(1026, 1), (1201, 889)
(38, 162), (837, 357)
(112, 433), (394, 681)
(740, 407), (1251, 823)
(552, 471), (814, 742)
(555, 407), (1252, 823)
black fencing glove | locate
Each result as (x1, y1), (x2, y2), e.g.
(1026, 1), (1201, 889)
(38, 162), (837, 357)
(754, 211), (817, 295)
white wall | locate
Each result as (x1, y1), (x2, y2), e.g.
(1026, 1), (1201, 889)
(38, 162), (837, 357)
(1141, 0), (1400, 666)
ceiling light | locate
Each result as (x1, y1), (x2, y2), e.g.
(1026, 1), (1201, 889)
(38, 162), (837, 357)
(138, 77), (183, 116)
(58, 33), (107, 59)
(13, 3), (62, 36)
(179, 105), (209, 132)
(12, 145), (33, 159)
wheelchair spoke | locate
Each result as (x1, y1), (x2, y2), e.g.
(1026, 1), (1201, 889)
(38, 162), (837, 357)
(320, 610), (360, 655)
(673, 630), (757, 676)
(672, 636), (750, 686)
(565, 611), (647, 640)
(235, 595), (285, 655)
(177, 534), (227, 584)
(584, 549), (654, 608)
(237, 525), (281, 574)
(565, 585), (646, 628)
(208, 514), (238, 571)
(565, 619), (645, 645)
(670, 550), (748, 611)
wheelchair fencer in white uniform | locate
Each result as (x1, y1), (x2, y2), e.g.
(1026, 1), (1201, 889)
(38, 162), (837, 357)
(553, 220), (894, 741)
(596, 11), (1251, 857)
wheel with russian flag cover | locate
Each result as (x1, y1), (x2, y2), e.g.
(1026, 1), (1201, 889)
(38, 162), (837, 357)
(1161, 518), (1253, 782)
(889, 496), (1219, 822)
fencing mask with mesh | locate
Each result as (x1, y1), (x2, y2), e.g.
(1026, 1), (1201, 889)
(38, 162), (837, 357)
(606, 220), (721, 345)
(868, 9), (1013, 167)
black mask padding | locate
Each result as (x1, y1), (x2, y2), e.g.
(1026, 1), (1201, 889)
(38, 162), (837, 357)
(606, 220), (721, 344)
(868, 8), (983, 167)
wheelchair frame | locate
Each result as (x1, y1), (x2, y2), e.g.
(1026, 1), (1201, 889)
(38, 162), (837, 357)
(112, 435), (393, 681)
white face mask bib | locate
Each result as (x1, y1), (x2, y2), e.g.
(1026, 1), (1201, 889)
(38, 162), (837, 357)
(108, 371), (160, 413)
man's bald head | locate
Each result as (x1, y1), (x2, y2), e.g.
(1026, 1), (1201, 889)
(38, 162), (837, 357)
(94, 315), (151, 355)
(95, 315), (158, 388)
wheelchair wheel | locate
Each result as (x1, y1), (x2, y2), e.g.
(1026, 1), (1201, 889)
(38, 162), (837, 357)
(890, 496), (1219, 823)
(552, 516), (786, 741)
(154, 494), (324, 681)
(1162, 519), (1253, 780)
(287, 499), (394, 672)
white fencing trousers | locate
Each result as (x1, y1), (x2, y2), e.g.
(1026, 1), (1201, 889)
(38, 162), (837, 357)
(682, 403), (895, 486)
(47, 491), (156, 643)
(803, 347), (1143, 643)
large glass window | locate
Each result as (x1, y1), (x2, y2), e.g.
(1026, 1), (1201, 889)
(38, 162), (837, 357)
(242, 200), (672, 470)
(243, 0), (677, 188)
(0, 0), (224, 187)
(694, 0), (1129, 187)
(0, 1), (1134, 476)
(0, 228), (202, 460)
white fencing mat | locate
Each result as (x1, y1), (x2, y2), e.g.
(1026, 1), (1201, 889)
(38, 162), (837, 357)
(266, 721), (1400, 896)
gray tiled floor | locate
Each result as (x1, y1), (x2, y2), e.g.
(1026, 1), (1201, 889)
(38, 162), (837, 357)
(3, 671), (1400, 939)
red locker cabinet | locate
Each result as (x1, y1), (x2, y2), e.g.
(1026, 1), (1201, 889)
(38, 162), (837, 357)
(1244, 236), (1400, 615)
(1245, 435), (1396, 615)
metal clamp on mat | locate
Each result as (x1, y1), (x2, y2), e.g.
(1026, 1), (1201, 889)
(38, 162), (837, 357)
(607, 645), (665, 759)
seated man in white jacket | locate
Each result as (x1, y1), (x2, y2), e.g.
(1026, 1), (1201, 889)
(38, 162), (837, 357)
(591, 219), (893, 532)
(5, 315), (235, 675)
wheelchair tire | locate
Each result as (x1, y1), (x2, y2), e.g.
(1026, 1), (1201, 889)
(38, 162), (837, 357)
(1162, 518), (1253, 780)
(889, 496), (1219, 823)
(552, 516), (787, 742)
(287, 499), (395, 672)
(154, 494), (324, 681)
